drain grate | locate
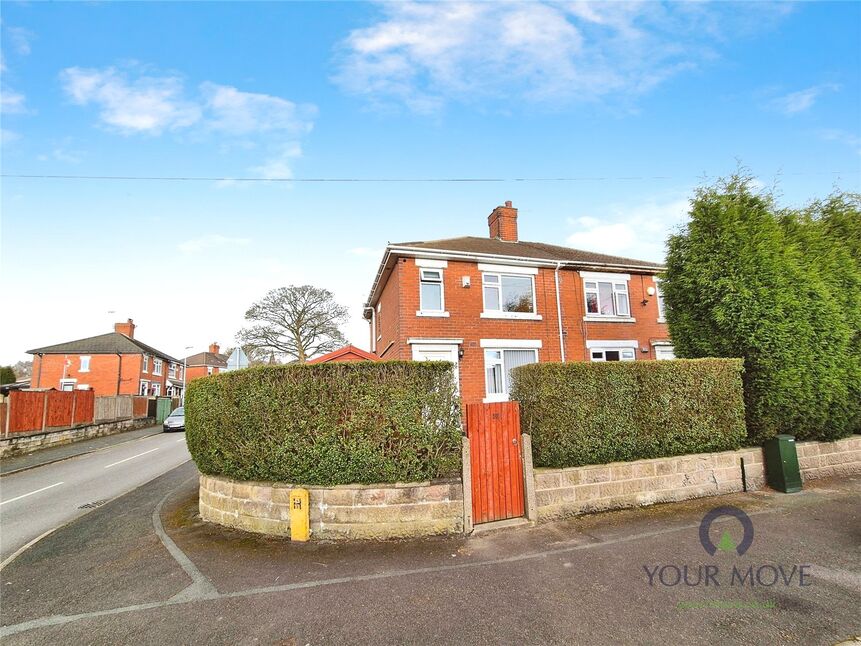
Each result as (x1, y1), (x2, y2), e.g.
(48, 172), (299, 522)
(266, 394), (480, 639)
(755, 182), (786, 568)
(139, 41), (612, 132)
(78, 499), (108, 509)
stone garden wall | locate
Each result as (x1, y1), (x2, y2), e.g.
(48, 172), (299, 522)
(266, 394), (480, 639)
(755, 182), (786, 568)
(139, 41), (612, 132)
(199, 474), (464, 540)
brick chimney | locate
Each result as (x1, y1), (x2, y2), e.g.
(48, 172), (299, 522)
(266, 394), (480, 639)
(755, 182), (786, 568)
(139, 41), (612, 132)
(488, 201), (518, 242)
(209, 342), (220, 354)
(114, 319), (136, 339)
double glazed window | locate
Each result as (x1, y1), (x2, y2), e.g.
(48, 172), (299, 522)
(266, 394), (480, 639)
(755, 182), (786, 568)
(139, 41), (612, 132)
(420, 269), (444, 312)
(142, 355), (149, 373)
(590, 347), (636, 362)
(484, 348), (538, 400)
(139, 380), (149, 396)
(483, 273), (535, 314)
(153, 359), (163, 376)
(584, 279), (630, 317)
(79, 356), (90, 372)
(152, 383), (161, 396)
(655, 279), (666, 321)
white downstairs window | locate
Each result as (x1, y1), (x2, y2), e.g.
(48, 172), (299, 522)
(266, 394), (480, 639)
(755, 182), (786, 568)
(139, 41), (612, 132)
(483, 347), (539, 402)
(139, 380), (149, 396)
(152, 382), (161, 396)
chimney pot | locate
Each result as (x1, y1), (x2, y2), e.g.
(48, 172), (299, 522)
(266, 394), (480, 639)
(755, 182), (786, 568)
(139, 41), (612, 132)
(487, 201), (519, 242)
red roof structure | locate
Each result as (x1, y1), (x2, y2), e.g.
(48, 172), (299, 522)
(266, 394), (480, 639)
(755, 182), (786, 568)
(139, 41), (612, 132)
(306, 345), (379, 364)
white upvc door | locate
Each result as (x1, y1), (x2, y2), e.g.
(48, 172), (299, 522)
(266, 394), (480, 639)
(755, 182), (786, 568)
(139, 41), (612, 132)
(411, 344), (460, 392)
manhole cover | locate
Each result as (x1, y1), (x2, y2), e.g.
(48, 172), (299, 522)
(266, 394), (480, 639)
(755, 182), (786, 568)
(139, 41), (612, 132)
(78, 500), (108, 509)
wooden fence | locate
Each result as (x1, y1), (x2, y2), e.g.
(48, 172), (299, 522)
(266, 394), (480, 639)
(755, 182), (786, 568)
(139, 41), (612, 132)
(2, 390), (152, 436)
(3, 389), (96, 435)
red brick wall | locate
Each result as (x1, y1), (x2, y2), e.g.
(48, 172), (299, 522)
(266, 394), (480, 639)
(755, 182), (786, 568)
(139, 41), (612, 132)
(185, 365), (220, 382)
(373, 257), (670, 404)
(31, 353), (175, 397)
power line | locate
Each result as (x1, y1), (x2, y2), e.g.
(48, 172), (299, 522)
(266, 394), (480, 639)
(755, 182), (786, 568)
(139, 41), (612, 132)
(0, 171), (856, 183)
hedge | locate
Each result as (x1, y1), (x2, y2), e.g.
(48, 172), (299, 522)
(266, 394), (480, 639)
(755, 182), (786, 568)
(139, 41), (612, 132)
(510, 359), (746, 469)
(185, 362), (462, 486)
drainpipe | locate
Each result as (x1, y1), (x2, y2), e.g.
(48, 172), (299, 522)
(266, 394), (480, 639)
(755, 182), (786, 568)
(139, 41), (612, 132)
(363, 306), (376, 353)
(554, 263), (566, 362)
(36, 353), (43, 388)
(116, 353), (123, 395)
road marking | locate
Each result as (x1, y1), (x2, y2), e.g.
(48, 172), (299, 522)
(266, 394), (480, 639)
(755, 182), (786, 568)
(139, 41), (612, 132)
(103, 448), (160, 469)
(0, 526), (62, 571)
(0, 482), (64, 506)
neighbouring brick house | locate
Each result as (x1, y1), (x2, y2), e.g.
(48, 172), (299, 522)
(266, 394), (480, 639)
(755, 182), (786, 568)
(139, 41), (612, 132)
(363, 201), (673, 404)
(183, 343), (228, 382)
(28, 319), (184, 398)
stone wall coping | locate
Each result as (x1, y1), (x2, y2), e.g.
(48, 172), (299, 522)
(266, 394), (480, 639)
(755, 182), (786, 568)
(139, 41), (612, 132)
(532, 446), (760, 474)
(201, 473), (461, 491)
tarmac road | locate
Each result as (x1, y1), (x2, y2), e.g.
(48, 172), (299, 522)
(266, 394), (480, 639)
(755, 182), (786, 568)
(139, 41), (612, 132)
(0, 427), (191, 563)
(1, 459), (859, 645)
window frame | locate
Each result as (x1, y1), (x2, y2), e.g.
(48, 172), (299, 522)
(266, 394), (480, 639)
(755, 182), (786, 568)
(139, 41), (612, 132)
(580, 272), (634, 321)
(418, 268), (447, 315)
(139, 380), (149, 396)
(482, 346), (539, 402)
(152, 382), (161, 396)
(654, 277), (666, 322)
(169, 363), (177, 378)
(589, 347), (636, 362)
(481, 272), (538, 318)
(153, 358), (163, 376)
(79, 356), (91, 373)
(142, 355), (149, 373)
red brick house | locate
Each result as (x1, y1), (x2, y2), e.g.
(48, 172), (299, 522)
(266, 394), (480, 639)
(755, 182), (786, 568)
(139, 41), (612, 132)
(28, 319), (184, 397)
(183, 343), (228, 382)
(307, 345), (379, 364)
(363, 201), (673, 404)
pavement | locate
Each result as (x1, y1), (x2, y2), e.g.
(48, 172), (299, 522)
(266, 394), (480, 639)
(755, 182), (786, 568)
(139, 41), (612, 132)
(1, 459), (859, 645)
(0, 427), (190, 562)
(0, 426), (164, 476)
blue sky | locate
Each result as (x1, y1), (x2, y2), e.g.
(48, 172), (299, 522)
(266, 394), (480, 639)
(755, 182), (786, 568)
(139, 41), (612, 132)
(2, 1), (859, 364)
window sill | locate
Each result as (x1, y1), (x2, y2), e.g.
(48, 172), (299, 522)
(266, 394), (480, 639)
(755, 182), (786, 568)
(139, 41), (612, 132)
(480, 312), (542, 321)
(416, 311), (450, 317)
(657, 318), (666, 324)
(582, 315), (637, 323)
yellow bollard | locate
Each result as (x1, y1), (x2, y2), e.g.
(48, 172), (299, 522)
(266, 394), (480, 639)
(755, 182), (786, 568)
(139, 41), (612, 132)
(289, 488), (310, 542)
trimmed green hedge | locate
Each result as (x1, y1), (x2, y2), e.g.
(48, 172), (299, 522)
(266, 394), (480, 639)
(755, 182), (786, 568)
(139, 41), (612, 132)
(186, 362), (462, 486)
(511, 359), (746, 469)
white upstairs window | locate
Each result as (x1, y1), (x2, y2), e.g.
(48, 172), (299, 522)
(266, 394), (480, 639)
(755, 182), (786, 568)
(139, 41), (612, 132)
(419, 269), (444, 312)
(153, 359), (163, 376)
(142, 355), (149, 373)
(79, 356), (90, 372)
(483, 274), (536, 314)
(581, 272), (632, 319)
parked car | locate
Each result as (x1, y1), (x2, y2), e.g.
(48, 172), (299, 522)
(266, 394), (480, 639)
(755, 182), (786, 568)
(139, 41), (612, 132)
(163, 407), (185, 432)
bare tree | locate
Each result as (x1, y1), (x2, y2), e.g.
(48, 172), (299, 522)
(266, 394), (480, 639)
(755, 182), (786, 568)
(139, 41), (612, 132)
(236, 286), (349, 363)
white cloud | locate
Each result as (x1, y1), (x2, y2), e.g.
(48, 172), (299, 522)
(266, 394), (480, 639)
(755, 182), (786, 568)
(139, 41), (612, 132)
(7, 27), (34, 56)
(59, 65), (317, 178)
(334, 1), (787, 113)
(0, 88), (27, 113)
(37, 148), (84, 164)
(177, 234), (252, 254)
(770, 83), (840, 115)
(60, 67), (201, 134)
(201, 82), (317, 135)
(1, 128), (20, 144)
(566, 197), (690, 262)
(819, 128), (861, 155)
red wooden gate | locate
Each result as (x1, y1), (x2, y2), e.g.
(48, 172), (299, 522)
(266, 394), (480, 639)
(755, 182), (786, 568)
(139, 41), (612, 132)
(466, 401), (525, 524)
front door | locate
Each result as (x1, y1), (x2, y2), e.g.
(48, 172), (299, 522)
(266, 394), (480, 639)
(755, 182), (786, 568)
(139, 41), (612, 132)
(466, 401), (525, 524)
(411, 344), (460, 392)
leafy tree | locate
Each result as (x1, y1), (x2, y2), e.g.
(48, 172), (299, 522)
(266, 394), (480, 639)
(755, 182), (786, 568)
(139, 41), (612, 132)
(0, 366), (16, 384)
(236, 285), (349, 363)
(663, 175), (860, 442)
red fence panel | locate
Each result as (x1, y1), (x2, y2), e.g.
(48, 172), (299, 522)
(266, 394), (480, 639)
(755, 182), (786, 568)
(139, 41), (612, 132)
(132, 396), (149, 419)
(46, 391), (75, 428)
(0, 401), (6, 433)
(8, 391), (46, 433)
(74, 390), (95, 425)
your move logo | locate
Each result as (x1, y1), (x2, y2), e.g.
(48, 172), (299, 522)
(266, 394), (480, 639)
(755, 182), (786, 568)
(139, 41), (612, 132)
(643, 505), (812, 590)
